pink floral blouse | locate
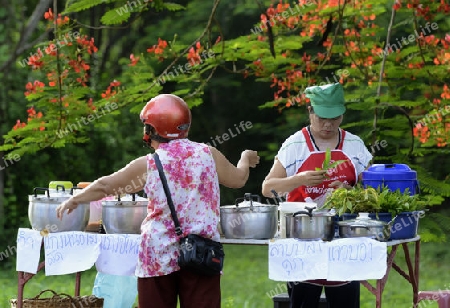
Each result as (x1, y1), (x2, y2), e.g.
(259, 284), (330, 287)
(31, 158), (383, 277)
(135, 139), (220, 278)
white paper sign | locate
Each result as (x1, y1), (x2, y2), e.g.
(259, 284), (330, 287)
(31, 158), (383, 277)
(327, 238), (387, 280)
(269, 239), (328, 281)
(44, 231), (101, 276)
(95, 234), (141, 276)
(16, 228), (43, 274)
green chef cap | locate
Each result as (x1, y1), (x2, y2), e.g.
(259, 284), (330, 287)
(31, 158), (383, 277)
(304, 83), (346, 118)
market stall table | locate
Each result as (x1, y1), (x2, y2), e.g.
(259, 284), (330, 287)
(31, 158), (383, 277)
(220, 236), (420, 308)
(15, 230), (419, 308)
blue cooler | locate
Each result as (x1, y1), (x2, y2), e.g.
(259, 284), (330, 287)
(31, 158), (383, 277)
(361, 163), (419, 195)
(362, 163), (420, 239)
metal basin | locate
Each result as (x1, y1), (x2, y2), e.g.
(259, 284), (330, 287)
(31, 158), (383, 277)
(102, 195), (148, 234)
(28, 187), (90, 232)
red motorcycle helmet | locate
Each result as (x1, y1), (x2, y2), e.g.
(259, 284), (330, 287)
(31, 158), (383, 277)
(140, 94), (191, 141)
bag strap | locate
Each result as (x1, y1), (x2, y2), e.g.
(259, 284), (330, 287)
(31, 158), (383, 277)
(153, 152), (183, 236)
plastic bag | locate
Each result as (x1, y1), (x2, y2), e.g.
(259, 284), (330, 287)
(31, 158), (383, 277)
(92, 272), (137, 308)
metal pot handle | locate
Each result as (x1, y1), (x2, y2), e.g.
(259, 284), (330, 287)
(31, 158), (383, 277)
(117, 194), (137, 201)
(234, 193), (261, 209)
(350, 225), (370, 231)
(292, 210), (312, 217)
(70, 187), (83, 195)
(33, 187), (50, 198)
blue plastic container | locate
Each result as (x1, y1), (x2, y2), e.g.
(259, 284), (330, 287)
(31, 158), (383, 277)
(361, 164), (419, 195)
(389, 211), (422, 240)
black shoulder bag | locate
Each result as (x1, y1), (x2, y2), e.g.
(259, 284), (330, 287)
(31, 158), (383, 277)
(153, 153), (225, 276)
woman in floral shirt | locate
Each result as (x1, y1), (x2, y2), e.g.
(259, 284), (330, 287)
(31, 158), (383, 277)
(56, 94), (260, 308)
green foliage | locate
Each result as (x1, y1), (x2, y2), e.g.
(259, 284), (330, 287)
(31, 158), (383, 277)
(64, 0), (110, 13)
(323, 186), (381, 215)
(323, 185), (444, 217)
(0, 0), (448, 249)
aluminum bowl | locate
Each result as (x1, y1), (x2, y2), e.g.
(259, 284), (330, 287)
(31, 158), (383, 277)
(102, 195), (148, 234)
(28, 187), (90, 232)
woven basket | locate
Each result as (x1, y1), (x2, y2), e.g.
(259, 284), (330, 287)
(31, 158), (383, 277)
(10, 289), (104, 308)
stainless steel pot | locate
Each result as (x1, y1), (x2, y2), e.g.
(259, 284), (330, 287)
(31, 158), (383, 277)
(286, 207), (335, 241)
(28, 186), (90, 232)
(220, 193), (277, 239)
(337, 213), (391, 241)
(102, 194), (148, 234)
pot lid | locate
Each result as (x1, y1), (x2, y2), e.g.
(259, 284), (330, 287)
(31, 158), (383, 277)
(292, 208), (335, 217)
(362, 163), (417, 180)
(279, 202), (317, 213)
(29, 187), (73, 201)
(221, 193), (276, 211)
(49, 181), (73, 189)
(102, 194), (148, 206)
(234, 193), (273, 208)
(76, 182), (91, 188)
(118, 194), (148, 201)
(337, 212), (388, 227)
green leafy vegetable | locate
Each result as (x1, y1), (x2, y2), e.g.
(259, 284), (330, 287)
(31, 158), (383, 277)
(315, 148), (347, 178)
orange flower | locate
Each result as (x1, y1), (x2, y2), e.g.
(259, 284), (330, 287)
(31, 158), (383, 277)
(147, 38), (168, 54)
(28, 51), (44, 69)
(76, 36), (99, 54)
(24, 80), (45, 96)
(441, 84), (450, 99)
(129, 54), (140, 66)
(13, 119), (27, 130)
(44, 8), (54, 20)
(101, 81), (121, 99)
(45, 44), (57, 56)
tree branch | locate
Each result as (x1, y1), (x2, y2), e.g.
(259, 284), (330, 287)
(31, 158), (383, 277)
(373, 1), (396, 156)
(0, 0), (52, 72)
(139, 0), (222, 97)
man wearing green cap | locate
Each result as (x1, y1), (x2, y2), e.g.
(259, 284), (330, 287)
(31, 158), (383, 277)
(262, 83), (372, 307)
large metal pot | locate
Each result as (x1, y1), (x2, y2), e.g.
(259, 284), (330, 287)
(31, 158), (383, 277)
(102, 194), (148, 234)
(220, 193), (277, 239)
(28, 186), (90, 232)
(286, 207), (335, 241)
(337, 213), (391, 241)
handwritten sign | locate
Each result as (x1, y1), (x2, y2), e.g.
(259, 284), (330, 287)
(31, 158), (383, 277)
(16, 228), (43, 274)
(44, 231), (101, 276)
(327, 238), (387, 280)
(269, 239), (328, 281)
(95, 234), (141, 276)
(269, 238), (387, 282)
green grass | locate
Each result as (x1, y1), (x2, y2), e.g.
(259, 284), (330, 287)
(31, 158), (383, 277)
(1, 241), (448, 308)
